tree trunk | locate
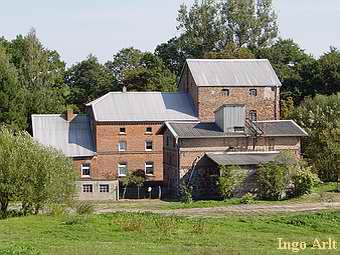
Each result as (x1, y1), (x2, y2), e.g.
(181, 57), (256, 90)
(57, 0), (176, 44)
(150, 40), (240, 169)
(0, 196), (9, 218)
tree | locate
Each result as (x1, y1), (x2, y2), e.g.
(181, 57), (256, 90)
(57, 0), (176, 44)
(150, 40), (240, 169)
(318, 47), (340, 95)
(204, 42), (255, 59)
(0, 127), (76, 218)
(0, 46), (27, 130)
(106, 48), (176, 92)
(65, 55), (116, 111)
(290, 94), (340, 181)
(217, 165), (245, 199)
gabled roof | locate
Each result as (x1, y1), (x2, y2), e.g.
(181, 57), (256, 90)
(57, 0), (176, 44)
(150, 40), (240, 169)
(86, 92), (198, 122)
(32, 114), (96, 157)
(206, 151), (280, 166)
(185, 59), (282, 87)
(255, 120), (308, 137)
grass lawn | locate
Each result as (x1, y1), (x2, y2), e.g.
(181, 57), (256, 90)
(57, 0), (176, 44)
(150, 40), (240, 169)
(1, 211), (340, 255)
(93, 182), (340, 211)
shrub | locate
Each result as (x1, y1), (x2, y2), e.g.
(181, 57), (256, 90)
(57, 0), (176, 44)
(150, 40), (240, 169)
(48, 203), (68, 217)
(292, 167), (320, 196)
(63, 215), (83, 225)
(217, 165), (245, 199)
(240, 193), (255, 204)
(180, 182), (193, 204)
(75, 201), (94, 215)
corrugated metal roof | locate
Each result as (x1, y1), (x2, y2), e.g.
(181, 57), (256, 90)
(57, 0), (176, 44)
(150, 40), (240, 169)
(255, 120), (308, 137)
(166, 122), (248, 138)
(32, 114), (96, 157)
(206, 152), (280, 165)
(186, 59), (282, 87)
(86, 92), (198, 122)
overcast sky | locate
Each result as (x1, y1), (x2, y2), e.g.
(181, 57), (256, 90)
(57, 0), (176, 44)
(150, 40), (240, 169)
(1, 0), (339, 65)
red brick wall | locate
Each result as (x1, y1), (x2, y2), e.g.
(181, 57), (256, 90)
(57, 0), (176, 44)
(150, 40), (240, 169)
(92, 122), (164, 181)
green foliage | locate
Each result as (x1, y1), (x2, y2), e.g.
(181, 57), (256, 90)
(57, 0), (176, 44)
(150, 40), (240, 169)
(292, 168), (320, 197)
(217, 165), (246, 199)
(0, 244), (41, 255)
(0, 127), (76, 218)
(65, 54), (117, 111)
(240, 193), (255, 204)
(106, 47), (176, 92)
(280, 96), (294, 119)
(75, 201), (94, 215)
(180, 182), (193, 204)
(204, 43), (255, 59)
(290, 93), (340, 181)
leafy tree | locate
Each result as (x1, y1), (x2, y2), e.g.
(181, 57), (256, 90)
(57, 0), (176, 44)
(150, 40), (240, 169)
(290, 94), (340, 181)
(204, 42), (255, 59)
(292, 167), (320, 197)
(106, 48), (176, 92)
(280, 96), (294, 119)
(0, 46), (27, 130)
(65, 55), (116, 111)
(0, 127), (76, 218)
(217, 165), (245, 199)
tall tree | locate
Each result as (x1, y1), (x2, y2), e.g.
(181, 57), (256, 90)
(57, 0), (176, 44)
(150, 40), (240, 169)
(65, 55), (116, 111)
(0, 46), (26, 130)
(318, 47), (340, 95)
(106, 48), (177, 92)
(204, 42), (255, 59)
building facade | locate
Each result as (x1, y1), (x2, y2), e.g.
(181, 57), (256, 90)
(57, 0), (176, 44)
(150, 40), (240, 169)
(32, 59), (307, 200)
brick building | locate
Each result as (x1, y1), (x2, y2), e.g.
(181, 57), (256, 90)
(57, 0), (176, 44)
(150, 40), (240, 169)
(32, 59), (307, 200)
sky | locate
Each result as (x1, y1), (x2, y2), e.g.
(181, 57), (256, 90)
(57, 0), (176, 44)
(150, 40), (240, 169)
(0, 0), (339, 66)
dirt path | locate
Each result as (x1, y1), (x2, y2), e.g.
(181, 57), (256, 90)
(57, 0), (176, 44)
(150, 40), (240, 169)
(95, 202), (340, 217)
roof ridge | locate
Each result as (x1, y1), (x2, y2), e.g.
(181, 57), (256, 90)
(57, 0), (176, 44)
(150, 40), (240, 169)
(187, 59), (269, 62)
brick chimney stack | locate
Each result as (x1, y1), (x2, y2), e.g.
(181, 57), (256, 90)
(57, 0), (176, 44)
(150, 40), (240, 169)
(65, 109), (75, 121)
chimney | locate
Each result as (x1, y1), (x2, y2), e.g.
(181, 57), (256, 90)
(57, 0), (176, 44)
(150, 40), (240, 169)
(122, 86), (127, 93)
(65, 109), (75, 121)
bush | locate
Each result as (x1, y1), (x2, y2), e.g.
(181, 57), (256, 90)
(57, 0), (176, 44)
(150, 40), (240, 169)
(217, 165), (245, 199)
(75, 201), (94, 215)
(48, 203), (68, 217)
(63, 215), (83, 225)
(240, 193), (255, 204)
(180, 183), (193, 204)
(292, 168), (320, 196)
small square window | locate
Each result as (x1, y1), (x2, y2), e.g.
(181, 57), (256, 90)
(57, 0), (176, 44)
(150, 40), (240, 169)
(118, 140), (127, 151)
(81, 163), (91, 177)
(145, 161), (154, 176)
(146, 127), (152, 133)
(99, 184), (109, 193)
(250, 110), (257, 121)
(222, 88), (230, 96)
(119, 127), (126, 134)
(83, 184), (93, 193)
(249, 89), (257, 96)
(118, 163), (128, 177)
(145, 140), (153, 151)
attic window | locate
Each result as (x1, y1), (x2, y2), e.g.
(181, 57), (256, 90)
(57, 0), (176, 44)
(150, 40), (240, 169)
(222, 88), (230, 96)
(249, 89), (257, 96)
(250, 110), (257, 121)
(146, 127), (152, 133)
(119, 127), (126, 134)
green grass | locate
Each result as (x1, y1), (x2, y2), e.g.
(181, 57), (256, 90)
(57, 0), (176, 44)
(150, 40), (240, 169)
(1, 211), (340, 254)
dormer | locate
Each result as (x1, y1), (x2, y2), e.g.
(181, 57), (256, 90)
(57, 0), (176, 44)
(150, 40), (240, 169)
(214, 104), (246, 133)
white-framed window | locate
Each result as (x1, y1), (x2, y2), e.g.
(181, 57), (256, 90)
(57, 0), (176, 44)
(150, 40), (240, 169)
(222, 88), (230, 96)
(99, 184), (110, 193)
(145, 140), (153, 151)
(118, 163), (128, 177)
(146, 127), (152, 133)
(119, 127), (126, 134)
(82, 184), (93, 193)
(118, 140), (127, 151)
(145, 161), (154, 176)
(249, 89), (257, 96)
(81, 163), (91, 177)
(250, 110), (257, 121)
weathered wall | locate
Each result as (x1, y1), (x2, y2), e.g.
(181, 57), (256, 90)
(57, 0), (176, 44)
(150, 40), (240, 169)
(76, 180), (119, 201)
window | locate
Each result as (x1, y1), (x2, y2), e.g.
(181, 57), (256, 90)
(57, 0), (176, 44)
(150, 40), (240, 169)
(249, 89), (257, 96)
(118, 163), (128, 177)
(99, 184), (109, 193)
(145, 161), (154, 176)
(81, 163), (91, 177)
(249, 110), (257, 121)
(118, 140), (127, 151)
(145, 140), (153, 151)
(82, 184), (93, 193)
(146, 127), (152, 133)
(119, 127), (126, 134)
(222, 88), (230, 96)
(268, 138), (275, 151)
